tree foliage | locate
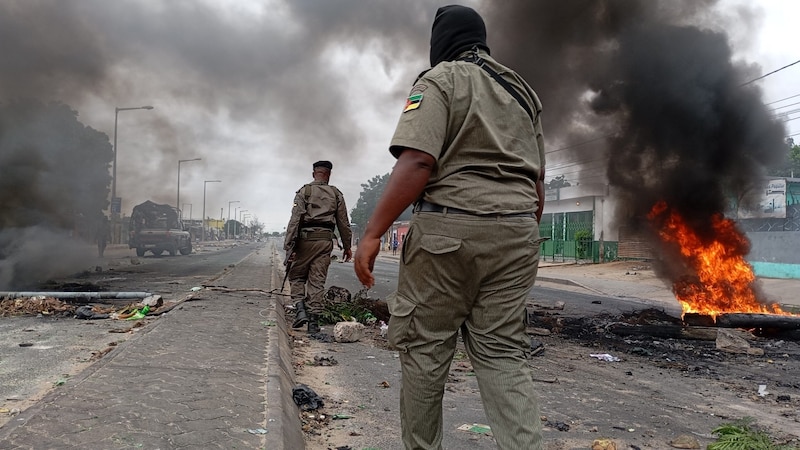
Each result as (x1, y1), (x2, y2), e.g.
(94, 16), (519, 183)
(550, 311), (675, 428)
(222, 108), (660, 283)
(767, 141), (800, 178)
(350, 172), (413, 234)
(545, 174), (571, 190)
(350, 173), (389, 233)
(0, 99), (113, 289)
(248, 216), (264, 236)
(0, 99), (112, 231)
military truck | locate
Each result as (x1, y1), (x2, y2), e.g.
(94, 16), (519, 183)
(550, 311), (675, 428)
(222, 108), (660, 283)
(129, 201), (192, 257)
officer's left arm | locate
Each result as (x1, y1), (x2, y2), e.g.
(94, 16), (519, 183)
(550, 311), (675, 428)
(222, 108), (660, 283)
(354, 148), (435, 287)
(334, 189), (353, 261)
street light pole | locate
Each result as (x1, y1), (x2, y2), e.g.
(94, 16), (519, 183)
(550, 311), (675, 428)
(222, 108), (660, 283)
(227, 200), (240, 239)
(234, 207), (239, 238)
(243, 214), (251, 239)
(177, 158), (201, 218)
(111, 105), (154, 214)
(110, 105), (153, 245)
(239, 209), (247, 239)
(202, 180), (221, 242)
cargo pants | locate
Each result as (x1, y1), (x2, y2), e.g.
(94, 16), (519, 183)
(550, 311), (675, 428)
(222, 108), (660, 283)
(288, 234), (334, 315)
(387, 211), (543, 450)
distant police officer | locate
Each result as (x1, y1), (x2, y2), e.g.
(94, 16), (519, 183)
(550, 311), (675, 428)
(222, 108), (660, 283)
(354, 5), (546, 449)
(96, 216), (111, 258)
(284, 160), (353, 333)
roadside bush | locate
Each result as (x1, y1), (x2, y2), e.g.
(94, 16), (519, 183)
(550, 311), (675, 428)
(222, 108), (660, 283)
(574, 229), (593, 259)
(318, 287), (377, 325)
(708, 418), (797, 450)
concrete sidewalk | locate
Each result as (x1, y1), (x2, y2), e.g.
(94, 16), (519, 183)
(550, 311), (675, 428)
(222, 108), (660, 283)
(0, 245), (303, 449)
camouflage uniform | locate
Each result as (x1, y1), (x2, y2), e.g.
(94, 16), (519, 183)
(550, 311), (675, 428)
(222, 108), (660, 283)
(385, 8), (546, 449)
(284, 175), (352, 329)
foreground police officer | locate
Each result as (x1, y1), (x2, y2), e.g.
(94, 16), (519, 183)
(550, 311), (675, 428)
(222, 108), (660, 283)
(354, 5), (546, 449)
(285, 160), (353, 333)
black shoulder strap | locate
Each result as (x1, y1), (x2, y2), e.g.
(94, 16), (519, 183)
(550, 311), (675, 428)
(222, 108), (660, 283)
(413, 69), (431, 85)
(459, 52), (534, 123)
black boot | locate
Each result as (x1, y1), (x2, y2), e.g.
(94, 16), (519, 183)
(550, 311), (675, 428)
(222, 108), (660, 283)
(307, 315), (320, 334)
(292, 301), (309, 328)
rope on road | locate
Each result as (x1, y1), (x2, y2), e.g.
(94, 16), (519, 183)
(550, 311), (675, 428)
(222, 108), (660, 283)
(200, 285), (293, 300)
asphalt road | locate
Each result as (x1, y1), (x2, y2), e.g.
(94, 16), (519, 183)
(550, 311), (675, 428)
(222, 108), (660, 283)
(325, 254), (683, 318)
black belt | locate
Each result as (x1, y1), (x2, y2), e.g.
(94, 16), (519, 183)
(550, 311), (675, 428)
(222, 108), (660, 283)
(414, 201), (534, 218)
(299, 230), (334, 241)
(301, 223), (335, 231)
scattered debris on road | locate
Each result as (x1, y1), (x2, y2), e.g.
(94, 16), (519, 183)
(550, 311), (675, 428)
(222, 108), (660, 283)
(1, 294), (167, 321)
(292, 384), (324, 411)
(1, 296), (74, 317)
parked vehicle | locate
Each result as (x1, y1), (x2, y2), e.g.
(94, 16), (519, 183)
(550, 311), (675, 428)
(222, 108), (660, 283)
(129, 201), (192, 257)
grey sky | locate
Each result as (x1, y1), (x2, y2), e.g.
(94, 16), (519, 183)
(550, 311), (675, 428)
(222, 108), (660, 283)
(0, 0), (797, 232)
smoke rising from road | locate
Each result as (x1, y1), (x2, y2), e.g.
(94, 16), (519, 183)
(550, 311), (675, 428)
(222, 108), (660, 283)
(482, 1), (786, 278)
(0, 100), (111, 289)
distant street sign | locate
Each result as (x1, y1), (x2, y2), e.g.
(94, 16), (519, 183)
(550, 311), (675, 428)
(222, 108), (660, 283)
(111, 197), (122, 214)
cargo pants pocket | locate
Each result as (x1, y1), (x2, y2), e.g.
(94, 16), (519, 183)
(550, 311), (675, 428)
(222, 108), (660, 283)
(419, 234), (462, 255)
(386, 292), (417, 352)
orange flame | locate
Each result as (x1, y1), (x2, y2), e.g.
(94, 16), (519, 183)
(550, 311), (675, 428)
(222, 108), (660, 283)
(647, 201), (789, 319)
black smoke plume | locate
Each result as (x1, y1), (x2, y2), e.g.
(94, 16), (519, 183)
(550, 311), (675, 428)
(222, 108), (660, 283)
(483, 1), (786, 278)
(0, 100), (110, 288)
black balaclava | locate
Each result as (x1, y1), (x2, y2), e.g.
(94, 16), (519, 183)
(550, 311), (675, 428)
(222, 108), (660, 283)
(429, 5), (490, 67)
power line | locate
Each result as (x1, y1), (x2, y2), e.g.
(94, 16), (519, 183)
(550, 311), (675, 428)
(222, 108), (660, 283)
(740, 59), (800, 87)
(770, 101), (800, 112)
(773, 108), (800, 117)
(547, 156), (607, 171)
(546, 134), (612, 155)
(549, 162), (606, 173)
(766, 93), (800, 106)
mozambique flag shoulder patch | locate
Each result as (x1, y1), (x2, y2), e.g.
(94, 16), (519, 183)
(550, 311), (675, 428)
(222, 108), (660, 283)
(403, 93), (423, 113)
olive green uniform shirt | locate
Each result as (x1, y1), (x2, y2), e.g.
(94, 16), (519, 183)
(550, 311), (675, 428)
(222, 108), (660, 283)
(284, 181), (352, 250)
(390, 49), (545, 214)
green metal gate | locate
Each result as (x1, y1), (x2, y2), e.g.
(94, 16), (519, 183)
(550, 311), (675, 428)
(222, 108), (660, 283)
(539, 211), (595, 262)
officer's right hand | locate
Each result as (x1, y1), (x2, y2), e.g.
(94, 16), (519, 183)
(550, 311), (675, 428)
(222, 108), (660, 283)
(354, 237), (380, 288)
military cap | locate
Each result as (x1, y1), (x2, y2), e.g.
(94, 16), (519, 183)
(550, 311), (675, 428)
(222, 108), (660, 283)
(313, 160), (333, 170)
